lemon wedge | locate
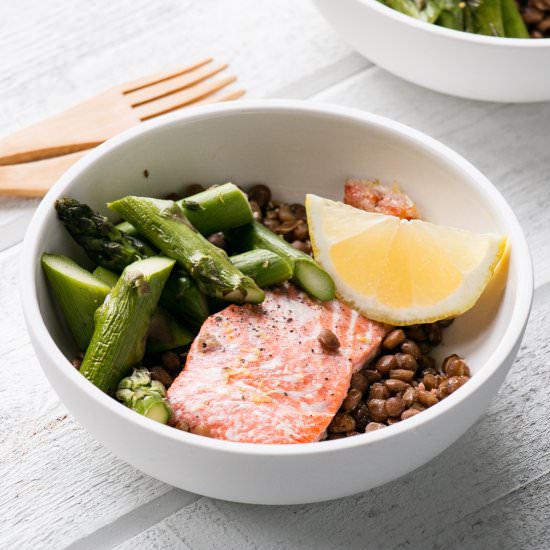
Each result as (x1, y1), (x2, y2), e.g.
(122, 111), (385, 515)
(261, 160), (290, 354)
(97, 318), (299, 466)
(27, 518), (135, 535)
(306, 194), (507, 326)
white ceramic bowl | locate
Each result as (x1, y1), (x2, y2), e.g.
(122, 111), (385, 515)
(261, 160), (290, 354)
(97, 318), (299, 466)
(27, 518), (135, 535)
(21, 100), (533, 504)
(314, 0), (550, 103)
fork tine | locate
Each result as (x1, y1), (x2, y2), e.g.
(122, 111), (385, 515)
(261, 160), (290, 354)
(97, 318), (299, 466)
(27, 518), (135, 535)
(121, 57), (213, 94)
(128, 62), (228, 107)
(135, 76), (238, 121)
(194, 88), (246, 106)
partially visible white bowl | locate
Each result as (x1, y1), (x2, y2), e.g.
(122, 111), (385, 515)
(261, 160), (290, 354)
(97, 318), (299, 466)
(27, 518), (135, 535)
(21, 100), (533, 504)
(314, 0), (550, 102)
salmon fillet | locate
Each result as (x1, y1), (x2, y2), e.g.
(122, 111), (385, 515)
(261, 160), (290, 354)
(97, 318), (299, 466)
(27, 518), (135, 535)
(168, 284), (388, 444)
(344, 179), (420, 220)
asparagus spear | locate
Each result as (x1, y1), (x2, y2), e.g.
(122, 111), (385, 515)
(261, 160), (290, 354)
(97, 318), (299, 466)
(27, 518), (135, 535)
(94, 266), (194, 352)
(226, 221), (335, 301)
(80, 256), (175, 393)
(55, 198), (155, 271)
(178, 183), (253, 235)
(159, 268), (210, 326)
(42, 254), (111, 351)
(93, 266), (119, 287)
(473, 0), (505, 35)
(500, 0), (529, 37)
(116, 368), (172, 424)
(58, 198), (208, 326)
(115, 220), (139, 238)
(230, 249), (293, 288)
(436, 0), (466, 30)
(108, 196), (265, 304)
(115, 183), (253, 238)
(382, 0), (443, 22)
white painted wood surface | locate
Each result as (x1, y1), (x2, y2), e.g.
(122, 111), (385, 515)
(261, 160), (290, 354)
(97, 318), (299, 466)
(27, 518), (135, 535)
(1, 2), (549, 549)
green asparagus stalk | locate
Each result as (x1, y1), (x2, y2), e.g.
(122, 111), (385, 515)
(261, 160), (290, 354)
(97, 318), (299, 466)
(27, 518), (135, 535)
(108, 196), (265, 304)
(57, 198), (208, 326)
(42, 254), (111, 351)
(159, 268), (210, 326)
(116, 368), (172, 423)
(115, 183), (253, 238)
(92, 266), (119, 287)
(382, 0), (443, 22)
(94, 266), (194, 352)
(474, 0), (505, 35)
(55, 198), (155, 271)
(115, 220), (140, 237)
(80, 256), (175, 393)
(436, 0), (466, 30)
(500, 0), (529, 37)
(177, 183), (253, 235)
(230, 249), (293, 288)
(226, 221), (335, 301)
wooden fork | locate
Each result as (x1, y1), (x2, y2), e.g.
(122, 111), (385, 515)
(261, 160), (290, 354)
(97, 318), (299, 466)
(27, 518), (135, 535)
(0, 57), (244, 197)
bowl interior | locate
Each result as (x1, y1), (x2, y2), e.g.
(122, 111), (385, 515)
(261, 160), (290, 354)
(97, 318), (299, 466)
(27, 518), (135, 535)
(36, 104), (520, 379)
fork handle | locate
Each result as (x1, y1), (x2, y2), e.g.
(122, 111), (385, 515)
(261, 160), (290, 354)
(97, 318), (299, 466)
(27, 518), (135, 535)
(0, 151), (88, 197)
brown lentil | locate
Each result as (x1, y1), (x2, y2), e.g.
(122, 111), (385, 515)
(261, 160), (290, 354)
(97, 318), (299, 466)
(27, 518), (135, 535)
(341, 388), (363, 412)
(401, 408), (421, 421)
(375, 355), (397, 376)
(161, 351), (182, 374)
(350, 371), (369, 393)
(291, 240), (311, 254)
(402, 386), (417, 407)
(367, 399), (388, 422)
(417, 389), (439, 407)
(446, 358), (471, 378)
(384, 378), (410, 393)
(353, 402), (370, 431)
(369, 383), (390, 400)
(249, 200), (263, 220)
(318, 328), (340, 351)
(364, 369), (382, 383)
(422, 373), (439, 391)
(395, 353), (418, 372)
(247, 184), (271, 208)
(382, 328), (406, 350)
(389, 368), (415, 382)
(328, 412), (356, 433)
(150, 366), (174, 388)
(365, 422), (386, 432)
(207, 232), (227, 250)
(386, 396), (406, 417)
(401, 339), (422, 359)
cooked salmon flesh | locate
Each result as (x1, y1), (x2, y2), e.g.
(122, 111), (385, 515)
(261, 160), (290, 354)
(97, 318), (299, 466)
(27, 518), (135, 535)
(168, 284), (388, 444)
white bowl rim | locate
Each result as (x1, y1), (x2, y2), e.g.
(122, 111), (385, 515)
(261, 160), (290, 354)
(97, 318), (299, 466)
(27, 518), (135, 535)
(353, 0), (550, 47)
(20, 99), (534, 458)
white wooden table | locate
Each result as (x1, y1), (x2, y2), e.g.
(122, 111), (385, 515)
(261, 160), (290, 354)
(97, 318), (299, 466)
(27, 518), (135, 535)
(2, 2), (549, 548)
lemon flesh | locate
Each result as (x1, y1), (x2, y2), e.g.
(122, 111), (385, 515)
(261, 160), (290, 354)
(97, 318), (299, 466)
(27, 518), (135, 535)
(306, 194), (507, 326)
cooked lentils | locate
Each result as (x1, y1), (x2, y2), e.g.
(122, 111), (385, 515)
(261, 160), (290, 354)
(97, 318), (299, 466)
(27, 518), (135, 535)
(326, 322), (471, 439)
(247, 183), (313, 254)
(518, 0), (550, 37)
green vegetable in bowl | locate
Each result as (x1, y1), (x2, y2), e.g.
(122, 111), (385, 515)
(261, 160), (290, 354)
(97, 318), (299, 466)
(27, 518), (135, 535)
(380, 0), (529, 37)
(226, 221), (335, 302)
(42, 253), (111, 350)
(56, 197), (209, 327)
(80, 256), (175, 394)
(108, 196), (265, 304)
(116, 368), (172, 424)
